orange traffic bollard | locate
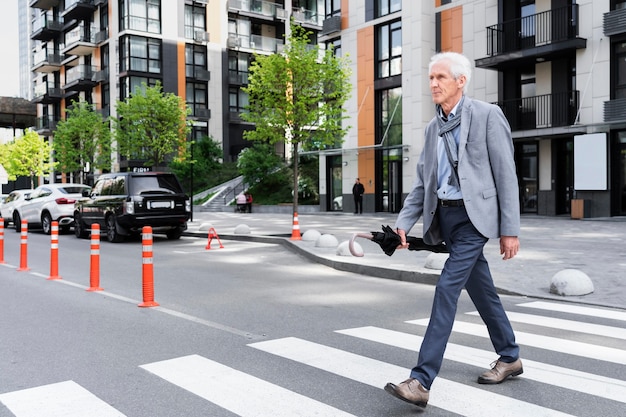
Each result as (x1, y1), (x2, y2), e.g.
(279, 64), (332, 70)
(0, 220), (5, 264)
(47, 221), (61, 280)
(16, 220), (29, 271)
(138, 226), (159, 307)
(290, 212), (302, 240)
(86, 224), (103, 291)
(205, 227), (224, 250)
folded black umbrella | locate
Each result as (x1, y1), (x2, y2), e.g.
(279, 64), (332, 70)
(349, 224), (448, 257)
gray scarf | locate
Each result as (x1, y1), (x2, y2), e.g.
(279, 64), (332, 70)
(437, 96), (464, 188)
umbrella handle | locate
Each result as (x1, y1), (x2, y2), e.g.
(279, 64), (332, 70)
(349, 233), (374, 257)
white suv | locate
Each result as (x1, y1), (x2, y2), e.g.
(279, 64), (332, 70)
(15, 183), (90, 234)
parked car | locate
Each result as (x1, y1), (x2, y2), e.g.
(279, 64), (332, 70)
(15, 184), (91, 234)
(74, 172), (191, 242)
(0, 189), (31, 228)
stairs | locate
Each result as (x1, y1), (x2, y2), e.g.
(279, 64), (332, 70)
(194, 176), (248, 212)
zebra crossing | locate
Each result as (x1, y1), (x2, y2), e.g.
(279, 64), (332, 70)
(1, 300), (624, 416)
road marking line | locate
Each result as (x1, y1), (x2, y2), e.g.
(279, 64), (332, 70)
(466, 310), (626, 340)
(337, 326), (626, 404)
(0, 380), (126, 417)
(250, 337), (575, 417)
(408, 319), (626, 365)
(517, 301), (626, 322)
(141, 354), (356, 417)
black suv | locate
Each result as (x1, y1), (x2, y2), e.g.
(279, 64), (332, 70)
(74, 172), (190, 242)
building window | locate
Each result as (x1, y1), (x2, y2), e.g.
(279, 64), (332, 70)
(377, 87), (402, 146)
(120, 0), (161, 34)
(186, 44), (207, 78)
(376, 0), (401, 18)
(229, 87), (248, 113)
(186, 82), (207, 117)
(228, 52), (250, 85)
(119, 35), (162, 74)
(376, 20), (402, 79)
(184, 4), (206, 40)
(615, 41), (626, 99)
(325, 0), (341, 18)
(326, 38), (342, 57)
(119, 76), (160, 101)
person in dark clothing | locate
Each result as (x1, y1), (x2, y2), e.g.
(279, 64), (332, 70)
(352, 178), (365, 214)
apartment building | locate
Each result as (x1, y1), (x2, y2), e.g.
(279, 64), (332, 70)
(319, 0), (625, 218)
(26, 0), (625, 217)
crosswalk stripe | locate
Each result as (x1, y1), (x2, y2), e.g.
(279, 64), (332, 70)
(336, 326), (626, 404)
(0, 381), (126, 417)
(408, 319), (626, 365)
(517, 301), (626, 322)
(250, 337), (576, 417)
(466, 311), (626, 340)
(140, 354), (356, 417)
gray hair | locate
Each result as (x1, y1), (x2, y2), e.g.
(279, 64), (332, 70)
(429, 52), (472, 93)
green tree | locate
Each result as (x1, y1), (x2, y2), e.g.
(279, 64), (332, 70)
(53, 100), (112, 183)
(6, 130), (55, 188)
(114, 82), (191, 169)
(241, 23), (351, 215)
(237, 142), (285, 187)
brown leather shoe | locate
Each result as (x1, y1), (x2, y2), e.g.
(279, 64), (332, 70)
(384, 378), (429, 408)
(477, 358), (523, 384)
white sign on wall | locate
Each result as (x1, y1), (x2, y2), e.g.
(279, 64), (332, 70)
(574, 133), (607, 191)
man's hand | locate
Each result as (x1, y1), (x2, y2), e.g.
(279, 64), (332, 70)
(396, 228), (409, 249)
(500, 236), (519, 260)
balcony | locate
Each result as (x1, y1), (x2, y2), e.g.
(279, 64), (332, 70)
(33, 83), (63, 104)
(62, 26), (96, 56)
(228, 33), (283, 54)
(32, 50), (62, 73)
(496, 91), (579, 131)
(228, 0), (279, 22)
(293, 8), (322, 29)
(63, 65), (97, 92)
(604, 98), (626, 122)
(604, 8), (626, 36)
(229, 70), (249, 85)
(30, 0), (59, 10)
(62, 0), (97, 21)
(92, 68), (109, 83)
(476, 5), (586, 70)
(194, 68), (211, 82)
(321, 15), (342, 36)
(35, 116), (58, 135)
(31, 16), (63, 42)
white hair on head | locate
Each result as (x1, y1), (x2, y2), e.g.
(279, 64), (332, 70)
(429, 52), (472, 93)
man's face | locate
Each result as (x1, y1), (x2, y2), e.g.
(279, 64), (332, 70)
(429, 60), (465, 110)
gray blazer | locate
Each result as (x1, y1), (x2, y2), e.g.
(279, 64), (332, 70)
(395, 97), (520, 245)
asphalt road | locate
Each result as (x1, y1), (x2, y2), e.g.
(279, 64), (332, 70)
(0, 229), (624, 416)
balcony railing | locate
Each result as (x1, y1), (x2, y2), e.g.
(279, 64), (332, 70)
(31, 15), (63, 41)
(229, 70), (249, 85)
(35, 116), (58, 133)
(32, 50), (62, 72)
(485, 5), (579, 57)
(65, 65), (95, 85)
(33, 83), (63, 103)
(227, 33), (283, 53)
(228, 0), (280, 19)
(604, 98), (626, 122)
(496, 91), (579, 131)
(293, 8), (322, 27)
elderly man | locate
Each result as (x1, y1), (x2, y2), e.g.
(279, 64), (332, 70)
(384, 52), (522, 409)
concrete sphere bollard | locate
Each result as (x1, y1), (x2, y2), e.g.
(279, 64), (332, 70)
(315, 234), (339, 248)
(550, 269), (594, 296)
(233, 224), (251, 235)
(336, 240), (359, 256)
(424, 253), (448, 270)
(302, 229), (322, 242)
(198, 222), (213, 232)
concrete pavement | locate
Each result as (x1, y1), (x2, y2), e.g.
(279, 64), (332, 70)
(185, 210), (626, 310)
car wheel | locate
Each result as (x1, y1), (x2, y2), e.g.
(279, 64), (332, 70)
(13, 212), (21, 232)
(166, 226), (183, 240)
(74, 213), (89, 239)
(105, 215), (124, 243)
(41, 212), (53, 235)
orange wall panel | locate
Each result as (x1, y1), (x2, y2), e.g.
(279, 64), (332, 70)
(440, 6), (463, 53)
(178, 42), (186, 99)
(356, 26), (375, 188)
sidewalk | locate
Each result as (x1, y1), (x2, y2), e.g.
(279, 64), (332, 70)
(185, 210), (626, 310)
